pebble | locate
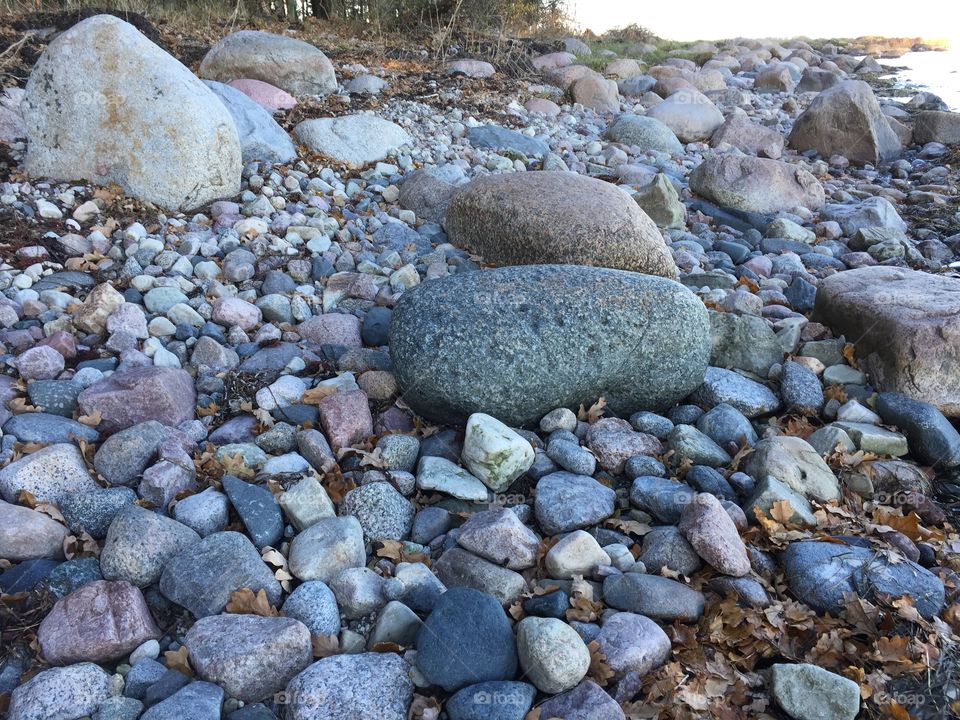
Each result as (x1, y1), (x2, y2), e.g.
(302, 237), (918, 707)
(516, 616), (590, 693)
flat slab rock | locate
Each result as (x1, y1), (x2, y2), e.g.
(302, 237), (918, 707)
(812, 266), (960, 416)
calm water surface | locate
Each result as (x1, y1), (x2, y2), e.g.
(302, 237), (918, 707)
(880, 49), (960, 109)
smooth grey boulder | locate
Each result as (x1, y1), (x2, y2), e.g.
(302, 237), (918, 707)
(604, 114), (683, 154)
(293, 115), (410, 167)
(199, 30), (336, 96)
(23, 15), (241, 211)
(203, 81), (296, 164)
(688, 155), (824, 214)
(389, 265), (710, 426)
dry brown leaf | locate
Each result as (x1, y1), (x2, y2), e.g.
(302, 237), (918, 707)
(770, 499), (797, 527)
(218, 451), (255, 480)
(376, 539), (431, 566)
(371, 641), (404, 653)
(77, 410), (102, 428)
(586, 640), (616, 686)
(196, 403), (219, 418)
(8, 397), (40, 413)
(164, 646), (193, 676)
(566, 595), (602, 623)
(225, 588), (279, 617)
(301, 386), (337, 404)
(841, 342), (859, 369)
(311, 634), (339, 658)
(17, 489), (38, 508)
(577, 397), (606, 423)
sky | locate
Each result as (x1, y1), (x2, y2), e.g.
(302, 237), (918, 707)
(565, 0), (957, 44)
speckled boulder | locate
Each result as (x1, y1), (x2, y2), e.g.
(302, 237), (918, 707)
(390, 265), (710, 426)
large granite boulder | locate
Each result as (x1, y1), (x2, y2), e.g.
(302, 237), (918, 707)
(688, 155), (824, 214)
(788, 80), (901, 164)
(812, 266), (960, 416)
(389, 265), (710, 426)
(23, 15), (241, 211)
(444, 171), (676, 276)
(199, 30), (336, 96)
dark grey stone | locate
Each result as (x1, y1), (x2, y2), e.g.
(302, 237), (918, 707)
(876, 391), (960, 467)
(222, 475), (284, 549)
(709, 311), (784, 377)
(780, 360), (824, 416)
(624, 454), (667, 478)
(94, 420), (168, 486)
(390, 265), (710, 427)
(0, 558), (60, 593)
(27, 379), (82, 417)
(783, 540), (945, 619)
(159, 531), (282, 618)
(638, 526), (702, 576)
(411, 506), (453, 545)
(534, 472), (616, 534)
(124, 659), (167, 700)
(685, 465), (735, 499)
(692, 366), (781, 417)
(46, 557), (103, 598)
(362, 306), (392, 346)
(2, 412), (99, 444)
(696, 402), (757, 448)
(629, 476), (696, 523)
(537, 680), (626, 720)
(628, 411), (673, 439)
(142, 670), (191, 709)
(415, 587), (518, 692)
(141, 681), (223, 720)
(445, 681), (536, 720)
(602, 573), (705, 622)
(467, 124), (549, 156)
(522, 588), (569, 619)
(60, 487), (138, 539)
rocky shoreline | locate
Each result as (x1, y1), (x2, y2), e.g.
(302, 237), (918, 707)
(1, 13), (960, 720)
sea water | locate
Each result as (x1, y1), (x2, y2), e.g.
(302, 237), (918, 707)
(880, 49), (960, 110)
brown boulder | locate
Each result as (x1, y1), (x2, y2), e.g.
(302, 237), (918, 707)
(788, 80), (901, 164)
(38, 580), (160, 665)
(710, 113), (785, 158)
(444, 171), (676, 277)
(913, 111), (960, 145)
(570, 74), (620, 113)
(811, 266), (960, 416)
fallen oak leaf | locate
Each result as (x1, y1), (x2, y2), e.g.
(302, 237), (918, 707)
(225, 588), (279, 617)
(586, 640), (616, 686)
(577, 396), (607, 423)
(164, 646), (193, 676)
(311, 634), (339, 658)
(77, 410), (102, 427)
